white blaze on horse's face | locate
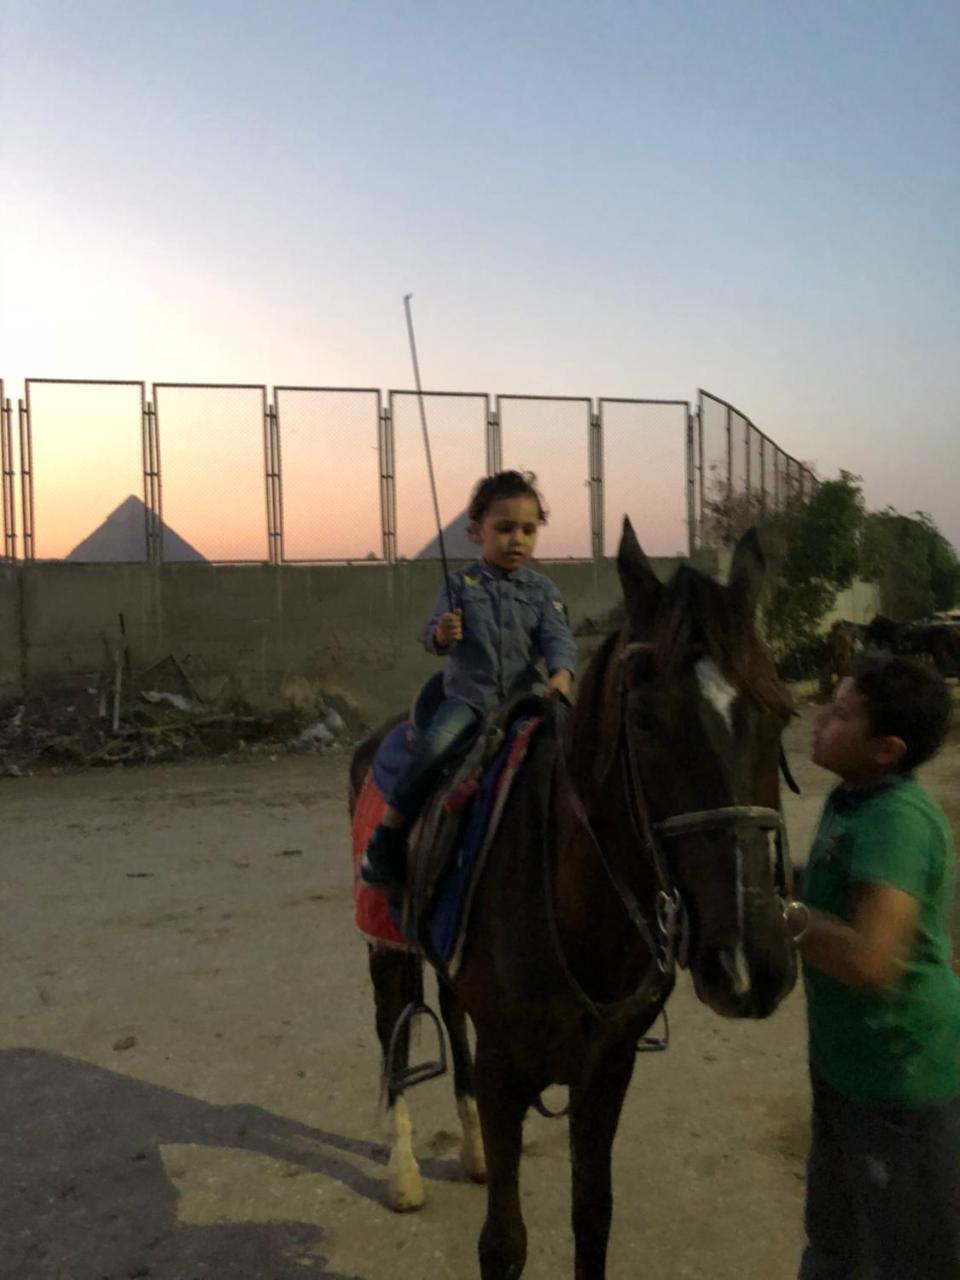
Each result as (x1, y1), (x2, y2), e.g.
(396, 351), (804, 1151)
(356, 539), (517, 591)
(695, 658), (737, 733)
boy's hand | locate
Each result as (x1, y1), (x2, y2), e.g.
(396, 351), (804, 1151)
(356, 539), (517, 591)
(434, 610), (463, 649)
(547, 669), (573, 699)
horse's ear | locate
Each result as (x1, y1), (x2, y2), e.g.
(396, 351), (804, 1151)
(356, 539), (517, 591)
(617, 516), (661, 631)
(727, 526), (765, 621)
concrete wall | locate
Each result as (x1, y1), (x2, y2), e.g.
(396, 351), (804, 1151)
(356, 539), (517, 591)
(0, 565), (21, 699)
(2, 558), (690, 724)
(821, 579), (881, 629)
(0, 554), (882, 722)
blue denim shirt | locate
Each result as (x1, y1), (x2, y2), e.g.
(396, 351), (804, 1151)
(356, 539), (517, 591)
(421, 560), (578, 714)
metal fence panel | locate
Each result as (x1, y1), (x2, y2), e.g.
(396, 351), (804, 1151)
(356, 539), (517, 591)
(497, 396), (592, 559)
(153, 384), (268, 562)
(1, 380), (14, 560)
(389, 391), (489, 560)
(274, 387), (382, 561)
(599, 400), (689, 556)
(730, 406), (749, 499)
(698, 390), (729, 512)
(23, 380), (147, 561)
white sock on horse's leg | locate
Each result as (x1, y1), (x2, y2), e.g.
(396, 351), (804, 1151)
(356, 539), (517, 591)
(386, 1096), (425, 1212)
(457, 1094), (487, 1183)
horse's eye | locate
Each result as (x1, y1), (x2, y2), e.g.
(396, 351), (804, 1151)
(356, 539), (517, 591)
(631, 705), (659, 734)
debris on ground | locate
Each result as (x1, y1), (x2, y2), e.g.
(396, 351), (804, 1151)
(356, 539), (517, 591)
(0, 673), (364, 775)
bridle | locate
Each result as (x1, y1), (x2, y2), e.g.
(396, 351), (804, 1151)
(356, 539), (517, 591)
(544, 639), (793, 1031)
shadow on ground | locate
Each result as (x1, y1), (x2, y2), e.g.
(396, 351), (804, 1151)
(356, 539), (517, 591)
(1, 1047), (462, 1279)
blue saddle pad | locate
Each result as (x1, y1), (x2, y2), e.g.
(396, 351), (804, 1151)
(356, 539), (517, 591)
(371, 715), (541, 964)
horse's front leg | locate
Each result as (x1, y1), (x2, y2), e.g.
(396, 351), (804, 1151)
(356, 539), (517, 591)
(474, 1034), (535, 1280)
(368, 944), (425, 1212)
(569, 1039), (636, 1280)
(438, 979), (486, 1184)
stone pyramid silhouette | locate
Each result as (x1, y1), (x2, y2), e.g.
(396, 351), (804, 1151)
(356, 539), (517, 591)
(414, 508), (475, 560)
(66, 495), (205, 562)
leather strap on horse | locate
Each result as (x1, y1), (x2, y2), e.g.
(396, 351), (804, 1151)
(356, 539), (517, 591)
(541, 729), (677, 1030)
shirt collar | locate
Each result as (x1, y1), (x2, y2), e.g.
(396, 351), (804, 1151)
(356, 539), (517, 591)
(829, 773), (911, 813)
(478, 559), (532, 583)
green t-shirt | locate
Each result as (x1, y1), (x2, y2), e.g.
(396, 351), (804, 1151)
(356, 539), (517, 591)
(803, 775), (960, 1106)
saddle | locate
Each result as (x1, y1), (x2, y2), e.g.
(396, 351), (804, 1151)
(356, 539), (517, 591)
(350, 670), (560, 967)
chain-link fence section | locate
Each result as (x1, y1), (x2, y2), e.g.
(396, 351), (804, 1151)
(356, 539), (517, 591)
(153, 384), (270, 563)
(599, 400), (691, 557)
(389, 391), (490, 561)
(496, 396), (592, 559)
(1, 380), (15, 561)
(20, 381), (148, 561)
(695, 389), (817, 548)
(4, 376), (818, 563)
(274, 387), (383, 562)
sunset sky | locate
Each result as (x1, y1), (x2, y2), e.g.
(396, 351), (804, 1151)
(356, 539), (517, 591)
(1, 1), (958, 560)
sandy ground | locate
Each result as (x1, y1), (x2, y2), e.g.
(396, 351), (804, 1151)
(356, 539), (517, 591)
(3, 701), (960, 1280)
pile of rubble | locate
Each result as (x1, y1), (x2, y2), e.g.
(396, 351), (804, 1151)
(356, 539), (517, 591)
(0, 656), (359, 776)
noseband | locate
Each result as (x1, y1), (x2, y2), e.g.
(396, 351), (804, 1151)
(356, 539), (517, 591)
(546, 641), (792, 1032)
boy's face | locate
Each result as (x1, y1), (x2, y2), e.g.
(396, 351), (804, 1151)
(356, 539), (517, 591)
(469, 495), (541, 571)
(811, 677), (905, 783)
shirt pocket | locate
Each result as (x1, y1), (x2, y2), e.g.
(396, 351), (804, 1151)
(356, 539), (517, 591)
(511, 585), (542, 634)
(460, 586), (495, 639)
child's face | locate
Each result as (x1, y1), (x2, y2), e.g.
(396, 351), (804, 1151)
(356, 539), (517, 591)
(811, 677), (904, 783)
(469, 495), (541, 571)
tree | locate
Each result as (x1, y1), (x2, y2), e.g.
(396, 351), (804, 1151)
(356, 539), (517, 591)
(861, 509), (960, 620)
(762, 471), (865, 657)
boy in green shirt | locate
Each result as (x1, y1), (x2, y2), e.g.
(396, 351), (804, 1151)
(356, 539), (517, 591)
(782, 656), (960, 1279)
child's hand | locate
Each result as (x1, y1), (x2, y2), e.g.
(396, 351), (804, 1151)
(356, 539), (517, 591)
(435, 610), (463, 649)
(547, 669), (573, 699)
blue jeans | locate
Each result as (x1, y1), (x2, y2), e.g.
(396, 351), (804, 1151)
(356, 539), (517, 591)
(799, 1072), (960, 1280)
(386, 697), (480, 821)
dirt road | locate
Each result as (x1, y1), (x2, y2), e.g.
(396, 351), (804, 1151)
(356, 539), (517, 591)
(3, 703), (959, 1279)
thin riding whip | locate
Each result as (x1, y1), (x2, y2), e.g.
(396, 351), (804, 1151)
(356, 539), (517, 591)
(404, 294), (453, 613)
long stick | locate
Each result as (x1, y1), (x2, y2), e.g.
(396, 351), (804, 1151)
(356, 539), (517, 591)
(404, 294), (452, 611)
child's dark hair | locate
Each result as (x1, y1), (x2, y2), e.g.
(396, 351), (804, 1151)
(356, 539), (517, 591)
(468, 470), (548, 524)
(853, 654), (952, 772)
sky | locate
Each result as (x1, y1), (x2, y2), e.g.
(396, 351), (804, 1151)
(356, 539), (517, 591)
(1, 0), (958, 561)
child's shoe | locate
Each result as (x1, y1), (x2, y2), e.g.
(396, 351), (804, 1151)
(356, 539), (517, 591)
(359, 824), (407, 892)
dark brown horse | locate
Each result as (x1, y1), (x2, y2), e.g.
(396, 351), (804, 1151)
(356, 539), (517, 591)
(351, 521), (798, 1277)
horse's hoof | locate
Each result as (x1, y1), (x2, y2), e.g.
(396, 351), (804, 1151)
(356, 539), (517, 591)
(461, 1138), (487, 1183)
(387, 1170), (426, 1213)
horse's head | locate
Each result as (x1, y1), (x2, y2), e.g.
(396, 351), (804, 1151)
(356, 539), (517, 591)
(612, 519), (796, 1019)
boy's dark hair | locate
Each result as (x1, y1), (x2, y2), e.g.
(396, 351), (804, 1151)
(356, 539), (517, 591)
(853, 654), (952, 772)
(468, 470), (548, 525)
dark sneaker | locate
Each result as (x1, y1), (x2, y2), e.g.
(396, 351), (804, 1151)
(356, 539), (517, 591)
(359, 824), (407, 892)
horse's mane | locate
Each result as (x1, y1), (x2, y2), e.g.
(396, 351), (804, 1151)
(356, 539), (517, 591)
(578, 565), (792, 719)
(651, 565), (792, 715)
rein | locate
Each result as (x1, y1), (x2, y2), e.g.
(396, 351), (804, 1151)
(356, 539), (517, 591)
(542, 639), (793, 1041)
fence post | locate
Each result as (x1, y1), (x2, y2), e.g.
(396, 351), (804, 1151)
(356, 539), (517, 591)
(1, 392), (15, 561)
(686, 406), (697, 556)
(141, 399), (162, 565)
(379, 400), (396, 564)
(486, 406), (501, 475)
(18, 398), (33, 561)
(263, 401), (283, 565)
(589, 408), (603, 560)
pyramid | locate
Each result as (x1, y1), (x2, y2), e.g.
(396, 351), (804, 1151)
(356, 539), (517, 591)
(414, 509), (476, 560)
(66, 495), (206, 563)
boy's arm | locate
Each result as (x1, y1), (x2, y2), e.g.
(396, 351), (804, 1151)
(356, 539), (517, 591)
(787, 885), (920, 989)
(786, 802), (926, 989)
(536, 584), (578, 689)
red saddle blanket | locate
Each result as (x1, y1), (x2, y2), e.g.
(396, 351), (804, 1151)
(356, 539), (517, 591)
(351, 714), (545, 956)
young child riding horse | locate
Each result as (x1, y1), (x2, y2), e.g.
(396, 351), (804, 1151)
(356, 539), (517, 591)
(360, 469), (577, 893)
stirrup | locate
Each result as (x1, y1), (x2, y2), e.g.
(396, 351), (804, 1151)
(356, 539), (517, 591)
(386, 1001), (448, 1092)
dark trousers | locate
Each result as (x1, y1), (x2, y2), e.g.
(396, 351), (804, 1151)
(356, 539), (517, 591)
(387, 697), (480, 821)
(800, 1072), (960, 1280)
